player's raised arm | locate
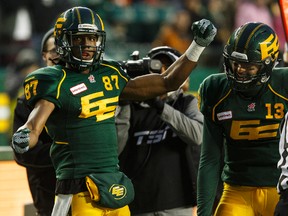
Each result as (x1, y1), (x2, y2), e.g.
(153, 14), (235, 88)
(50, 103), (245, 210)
(120, 19), (217, 101)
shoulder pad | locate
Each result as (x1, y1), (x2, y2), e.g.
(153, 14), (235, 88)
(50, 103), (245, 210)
(26, 66), (63, 81)
(24, 66), (64, 108)
(100, 59), (130, 81)
(199, 73), (230, 116)
(102, 59), (122, 68)
(267, 67), (288, 100)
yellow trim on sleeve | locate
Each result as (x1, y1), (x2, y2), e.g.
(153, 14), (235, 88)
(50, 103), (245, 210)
(268, 84), (288, 101)
(55, 141), (69, 145)
(56, 69), (67, 99)
(101, 63), (129, 82)
(25, 76), (36, 83)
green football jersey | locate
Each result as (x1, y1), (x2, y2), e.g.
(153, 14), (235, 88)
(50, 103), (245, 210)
(197, 68), (288, 215)
(23, 61), (129, 180)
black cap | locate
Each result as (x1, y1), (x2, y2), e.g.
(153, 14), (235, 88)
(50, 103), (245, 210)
(40, 28), (54, 53)
(147, 46), (181, 69)
(147, 46), (181, 62)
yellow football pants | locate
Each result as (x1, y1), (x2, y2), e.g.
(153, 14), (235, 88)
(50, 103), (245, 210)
(69, 191), (130, 216)
(214, 183), (279, 216)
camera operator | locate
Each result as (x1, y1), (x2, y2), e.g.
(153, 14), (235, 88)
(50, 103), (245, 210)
(116, 46), (203, 216)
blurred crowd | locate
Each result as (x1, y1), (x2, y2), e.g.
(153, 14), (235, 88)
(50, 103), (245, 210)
(0, 0), (285, 66)
(0, 0), (286, 145)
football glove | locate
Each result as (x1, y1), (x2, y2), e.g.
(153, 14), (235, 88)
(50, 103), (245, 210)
(11, 128), (30, 154)
(191, 19), (217, 47)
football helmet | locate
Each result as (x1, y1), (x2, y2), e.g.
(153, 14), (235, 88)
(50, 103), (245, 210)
(223, 22), (279, 94)
(54, 6), (106, 71)
(147, 46), (181, 69)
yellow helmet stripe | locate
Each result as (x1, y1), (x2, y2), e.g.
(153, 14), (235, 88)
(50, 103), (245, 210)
(96, 13), (105, 31)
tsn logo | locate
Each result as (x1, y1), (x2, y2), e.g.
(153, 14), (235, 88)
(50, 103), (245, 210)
(133, 126), (176, 145)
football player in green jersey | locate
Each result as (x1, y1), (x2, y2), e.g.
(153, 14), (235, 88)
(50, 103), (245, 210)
(10, 6), (216, 216)
(197, 22), (286, 216)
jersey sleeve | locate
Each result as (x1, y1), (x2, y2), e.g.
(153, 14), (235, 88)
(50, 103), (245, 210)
(198, 74), (214, 119)
(101, 59), (130, 82)
(270, 67), (288, 97)
(197, 74), (225, 215)
(23, 66), (63, 108)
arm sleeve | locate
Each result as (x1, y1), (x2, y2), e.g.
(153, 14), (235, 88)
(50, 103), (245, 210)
(197, 116), (224, 216)
(197, 76), (224, 215)
(115, 104), (131, 155)
(160, 97), (203, 146)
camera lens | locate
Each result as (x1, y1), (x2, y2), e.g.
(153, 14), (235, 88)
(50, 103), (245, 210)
(150, 59), (162, 73)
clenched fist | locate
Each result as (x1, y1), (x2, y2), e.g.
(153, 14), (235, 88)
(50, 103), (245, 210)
(11, 128), (30, 154)
(191, 19), (217, 47)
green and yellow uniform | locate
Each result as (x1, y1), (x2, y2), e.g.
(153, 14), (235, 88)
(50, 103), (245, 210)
(197, 68), (288, 215)
(24, 61), (129, 185)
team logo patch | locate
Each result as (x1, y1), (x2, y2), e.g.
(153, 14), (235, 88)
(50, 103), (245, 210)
(217, 111), (232, 121)
(88, 74), (96, 83)
(70, 83), (87, 95)
(109, 184), (127, 200)
(247, 102), (256, 112)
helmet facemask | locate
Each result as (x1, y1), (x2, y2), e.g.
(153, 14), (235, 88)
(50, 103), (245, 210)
(59, 30), (105, 71)
(224, 52), (276, 94)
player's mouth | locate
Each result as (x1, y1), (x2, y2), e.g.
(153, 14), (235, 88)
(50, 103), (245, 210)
(82, 51), (93, 60)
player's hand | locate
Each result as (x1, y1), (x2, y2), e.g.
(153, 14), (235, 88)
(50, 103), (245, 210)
(11, 128), (30, 154)
(191, 19), (217, 47)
